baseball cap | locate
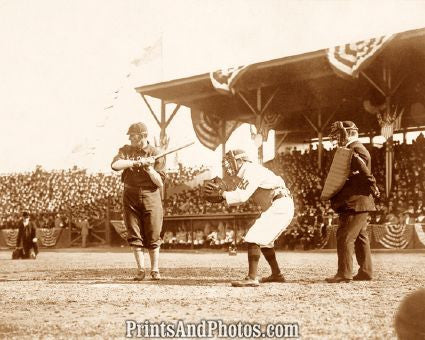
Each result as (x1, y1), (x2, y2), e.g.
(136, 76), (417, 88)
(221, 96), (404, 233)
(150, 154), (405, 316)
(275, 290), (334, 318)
(127, 122), (148, 135)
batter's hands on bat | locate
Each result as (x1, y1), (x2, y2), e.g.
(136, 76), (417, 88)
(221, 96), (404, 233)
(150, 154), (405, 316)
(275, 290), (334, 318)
(133, 156), (155, 169)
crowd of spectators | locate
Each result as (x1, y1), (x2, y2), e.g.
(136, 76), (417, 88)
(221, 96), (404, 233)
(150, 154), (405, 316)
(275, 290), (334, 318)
(161, 221), (248, 250)
(1, 134), (424, 250)
(276, 133), (425, 249)
(0, 166), (120, 231)
(166, 164), (209, 188)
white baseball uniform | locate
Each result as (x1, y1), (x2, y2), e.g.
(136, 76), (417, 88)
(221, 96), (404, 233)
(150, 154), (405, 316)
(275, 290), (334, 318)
(223, 162), (294, 248)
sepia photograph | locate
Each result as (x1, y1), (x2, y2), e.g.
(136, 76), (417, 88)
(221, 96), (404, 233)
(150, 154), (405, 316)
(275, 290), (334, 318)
(1, 0), (425, 338)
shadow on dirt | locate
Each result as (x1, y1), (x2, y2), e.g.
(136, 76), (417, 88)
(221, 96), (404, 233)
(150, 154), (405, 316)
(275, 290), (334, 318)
(0, 267), (245, 286)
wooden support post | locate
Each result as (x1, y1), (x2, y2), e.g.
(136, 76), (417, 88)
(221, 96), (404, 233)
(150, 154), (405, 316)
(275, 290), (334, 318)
(105, 197), (111, 246)
(190, 219), (194, 250)
(318, 111), (323, 170)
(237, 87), (281, 164)
(160, 100), (166, 141)
(369, 130), (374, 145)
(275, 132), (289, 154)
(257, 88), (263, 164)
(141, 95), (161, 126)
(164, 104), (181, 129)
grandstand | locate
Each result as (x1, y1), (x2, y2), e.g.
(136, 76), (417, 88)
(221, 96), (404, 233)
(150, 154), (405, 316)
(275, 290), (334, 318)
(1, 135), (424, 250)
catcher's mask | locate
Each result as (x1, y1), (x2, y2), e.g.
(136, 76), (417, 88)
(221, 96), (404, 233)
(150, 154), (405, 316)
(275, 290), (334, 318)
(222, 149), (250, 177)
(329, 121), (358, 147)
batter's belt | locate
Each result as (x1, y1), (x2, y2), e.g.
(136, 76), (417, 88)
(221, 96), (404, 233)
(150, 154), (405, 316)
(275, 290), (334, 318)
(320, 147), (353, 201)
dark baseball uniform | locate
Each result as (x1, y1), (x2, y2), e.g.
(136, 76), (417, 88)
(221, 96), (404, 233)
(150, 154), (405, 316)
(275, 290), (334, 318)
(330, 140), (376, 279)
(112, 143), (165, 249)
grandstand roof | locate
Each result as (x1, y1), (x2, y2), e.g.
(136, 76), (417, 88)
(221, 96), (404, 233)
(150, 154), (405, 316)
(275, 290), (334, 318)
(136, 27), (425, 143)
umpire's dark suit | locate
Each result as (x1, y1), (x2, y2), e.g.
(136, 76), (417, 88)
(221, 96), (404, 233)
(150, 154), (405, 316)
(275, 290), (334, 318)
(330, 140), (376, 280)
(16, 220), (39, 259)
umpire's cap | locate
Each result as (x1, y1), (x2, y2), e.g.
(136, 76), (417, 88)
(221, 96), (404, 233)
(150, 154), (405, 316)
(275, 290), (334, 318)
(329, 120), (358, 137)
(127, 122), (148, 135)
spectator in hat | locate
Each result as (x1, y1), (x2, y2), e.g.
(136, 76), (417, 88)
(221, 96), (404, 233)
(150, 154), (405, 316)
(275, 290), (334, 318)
(16, 211), (39, 259)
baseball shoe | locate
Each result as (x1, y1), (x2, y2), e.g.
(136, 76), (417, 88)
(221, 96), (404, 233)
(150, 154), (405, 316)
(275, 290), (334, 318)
(325, 275), (352, 283)
(133, 271), (145, 281)
(260, 273), (285, 283)
(353, 273), (372, 281)
(231, 277), (260, 287)
(150, 271), (161, 281)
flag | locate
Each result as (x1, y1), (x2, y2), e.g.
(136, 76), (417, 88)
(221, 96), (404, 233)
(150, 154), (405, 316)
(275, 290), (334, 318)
(106, 35), (163, 108)
(191, 109), (241, 150)
(210, 65), (250, 95)
(380, 107), (404, 140)
(327, 35), (396, 78)
(130, 36), (163, 67)
(393, 108), (404, 131)
(381, 123), (393, 140)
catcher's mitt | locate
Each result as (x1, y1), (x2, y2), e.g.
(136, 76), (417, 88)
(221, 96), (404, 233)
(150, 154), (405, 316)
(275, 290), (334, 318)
(203, 177), (228, 203)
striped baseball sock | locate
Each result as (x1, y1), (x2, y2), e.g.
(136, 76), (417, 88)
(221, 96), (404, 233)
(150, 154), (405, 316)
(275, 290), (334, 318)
(247, 243), (261, 279)
(261, 247), (281, 275)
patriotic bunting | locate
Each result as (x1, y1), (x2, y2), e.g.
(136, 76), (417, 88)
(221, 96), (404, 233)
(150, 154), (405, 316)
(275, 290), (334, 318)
(327, 35), (396, 78)
(373, 224), (413, 249)
(210, 65), (250, 95)
(381, 124), (394, 141)
(3, 229), (18, 248)
(380, 106), (404, 140)
(37, 228), (63, 247)
(191, 109), (241, 150)
(414, 223), (425, 246)
(1, 228), (63, 248)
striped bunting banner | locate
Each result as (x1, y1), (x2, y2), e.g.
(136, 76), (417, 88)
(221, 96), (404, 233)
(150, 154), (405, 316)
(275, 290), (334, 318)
(381, 123), (394, 140)
(210, 65), (250, 95)
(191, 109), (241, 150)
(373, 224), (413, 249)
(327, 35), (396, 78)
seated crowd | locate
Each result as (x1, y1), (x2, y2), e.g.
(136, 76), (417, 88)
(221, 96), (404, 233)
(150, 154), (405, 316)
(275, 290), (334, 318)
(161, 221), (248, 250)
(166, 164), (209, 188)
(1, 134), (424, 249)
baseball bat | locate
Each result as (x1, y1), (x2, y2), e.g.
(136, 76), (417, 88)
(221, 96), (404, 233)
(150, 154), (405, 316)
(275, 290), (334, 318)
(153, 141), (195, 160)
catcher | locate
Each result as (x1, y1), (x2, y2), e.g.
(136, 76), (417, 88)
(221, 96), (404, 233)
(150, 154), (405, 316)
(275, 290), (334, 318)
(204, 149), (294, 287)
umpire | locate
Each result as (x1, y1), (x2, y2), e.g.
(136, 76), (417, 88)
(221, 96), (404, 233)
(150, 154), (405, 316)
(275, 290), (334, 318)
(111, 122), (165, 281)
(325, 121), (378, 283)
(15, 211), (38, 259)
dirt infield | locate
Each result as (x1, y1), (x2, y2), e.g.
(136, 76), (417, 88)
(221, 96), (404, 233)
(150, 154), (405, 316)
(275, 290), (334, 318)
(1, 249), (424, 339)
